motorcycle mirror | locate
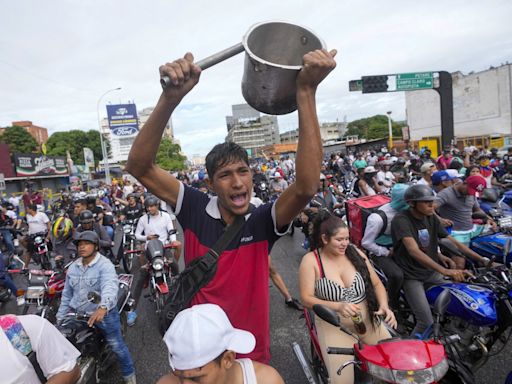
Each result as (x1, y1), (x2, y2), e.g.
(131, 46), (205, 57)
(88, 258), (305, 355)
(433, 289), (451, 317)
(87, 291), (101, 304)
(313, 304), (340, 327)
(168, 229), (177, 236)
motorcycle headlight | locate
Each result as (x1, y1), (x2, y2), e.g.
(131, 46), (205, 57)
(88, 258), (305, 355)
(152, 257), (164, 271)
(123, 225), (132, 234)
(366, 357), (448, 384)
(34, 236), (43, 244)
(261, 183), (266, 189)
(25, 286), (45, 300)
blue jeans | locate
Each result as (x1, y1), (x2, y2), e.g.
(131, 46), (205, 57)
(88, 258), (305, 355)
(0, 229), (14, 254)
(96, 309), (135, 378)
(0, 275), (18, 295)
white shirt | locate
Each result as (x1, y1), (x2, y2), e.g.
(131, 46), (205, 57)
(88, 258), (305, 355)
(376, 170), (395, 187)
(0, 315), (80, 384)
(122, 185), (134, 197)
(26, 212), (50, 235)
(9, 196), (21, 207)
(361, 203), (398, 257)
(135, 211), (177, 244)
(417, 177), (430, 186)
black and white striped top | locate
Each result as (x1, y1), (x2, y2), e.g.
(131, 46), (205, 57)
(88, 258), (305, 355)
(313, 249), (367, 304)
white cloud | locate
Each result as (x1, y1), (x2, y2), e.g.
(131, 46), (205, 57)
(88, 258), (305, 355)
(1, 0), (511, 157)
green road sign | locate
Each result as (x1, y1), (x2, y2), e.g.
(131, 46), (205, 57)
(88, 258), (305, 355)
(396, 72), (433, 91)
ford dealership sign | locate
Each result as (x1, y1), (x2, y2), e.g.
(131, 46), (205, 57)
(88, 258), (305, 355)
(106, 103), (139, 136)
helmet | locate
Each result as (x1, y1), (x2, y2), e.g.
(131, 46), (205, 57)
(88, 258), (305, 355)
(52, 217), (73, 241)
(73, 230), (99, 247)
(79, 210), (95, 224)
(404, 185), (436, 202)
(86, 194), (97, 204)
(144, 196), (160, 209)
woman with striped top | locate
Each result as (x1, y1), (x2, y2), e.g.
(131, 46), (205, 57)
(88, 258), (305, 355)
(299, 211), (396, 384)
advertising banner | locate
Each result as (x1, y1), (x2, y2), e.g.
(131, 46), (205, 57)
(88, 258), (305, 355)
(13, 154), (68, 177)
(106, 103), (139, 136)
(83, 147), (95, 169)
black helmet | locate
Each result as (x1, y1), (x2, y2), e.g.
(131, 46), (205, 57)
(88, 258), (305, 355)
(86, 194), (97, 204)
(73, 230), (99, 247)
(404, 184), (436, 202)
(79, 210), (95, 224)
(144, 196), (160, 209)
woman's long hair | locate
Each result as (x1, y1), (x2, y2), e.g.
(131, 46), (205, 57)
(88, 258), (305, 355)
(311, 210), (380, 327)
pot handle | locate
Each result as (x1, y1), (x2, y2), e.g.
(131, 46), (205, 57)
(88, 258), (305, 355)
(160, 43), (244, 89)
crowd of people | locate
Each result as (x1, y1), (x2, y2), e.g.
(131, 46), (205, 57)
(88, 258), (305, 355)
(1, 47), (511, 384)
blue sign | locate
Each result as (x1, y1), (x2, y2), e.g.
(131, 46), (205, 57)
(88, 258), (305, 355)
(106, 104), (139, 136)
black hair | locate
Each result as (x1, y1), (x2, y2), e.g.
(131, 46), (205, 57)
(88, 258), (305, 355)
(448, 160), (462, 171)
(28, 204), (38, 212)
(310, 210), (380, 327)
(465, 165), (480, 178)
(205, 142), (249, 179)
(74, 199), (87, 206)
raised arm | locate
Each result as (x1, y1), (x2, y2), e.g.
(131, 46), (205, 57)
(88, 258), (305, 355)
(125, 53), (201, 208)
(275, 49), (337, 228)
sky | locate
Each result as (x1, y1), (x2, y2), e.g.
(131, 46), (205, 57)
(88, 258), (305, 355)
(1, 0), (512, 158)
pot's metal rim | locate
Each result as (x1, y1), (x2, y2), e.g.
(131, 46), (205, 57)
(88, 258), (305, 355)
(242, 20), (327, 70)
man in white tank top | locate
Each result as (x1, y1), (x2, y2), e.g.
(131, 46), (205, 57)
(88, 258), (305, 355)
(157, 304), (284, 384)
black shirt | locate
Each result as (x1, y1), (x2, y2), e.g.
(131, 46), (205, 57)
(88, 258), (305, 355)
(391, 210), (448, 281)
(122, 203), (144, 221)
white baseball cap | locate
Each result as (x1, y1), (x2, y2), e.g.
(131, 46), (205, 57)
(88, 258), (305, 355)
(163, 304), (255, 370)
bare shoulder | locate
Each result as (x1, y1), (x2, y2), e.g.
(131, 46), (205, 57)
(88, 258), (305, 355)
(253, 361), (285, 384)
(299, 250), (316, 268)
(156, 373), (178, 384)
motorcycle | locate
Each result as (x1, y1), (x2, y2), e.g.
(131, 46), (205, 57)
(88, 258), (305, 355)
(293, 292), (458, 384)
(254, 180), (270, 203)
(142, 234), (178, 333)
(29, 232), (52, 270)
(119, 218), (138, 273)
(21, 258), (70, 322)
(58, 282), (134, 384)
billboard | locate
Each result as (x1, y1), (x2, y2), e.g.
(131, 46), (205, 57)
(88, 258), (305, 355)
(106, 103), (139, 136)
(83, 147), (95, 169)
(13, 154), (68, 177)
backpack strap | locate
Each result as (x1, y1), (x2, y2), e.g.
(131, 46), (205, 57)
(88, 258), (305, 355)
(0, 315), (47, 383)
(375, 210), (388, 238)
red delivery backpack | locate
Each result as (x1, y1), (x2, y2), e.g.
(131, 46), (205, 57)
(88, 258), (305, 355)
(345, 195), (391, 247)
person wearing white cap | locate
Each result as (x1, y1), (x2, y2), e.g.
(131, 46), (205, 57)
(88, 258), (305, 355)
(158, 304), (284, 384)
(269, 172), (288, 195)
(416, 162), (436, 186)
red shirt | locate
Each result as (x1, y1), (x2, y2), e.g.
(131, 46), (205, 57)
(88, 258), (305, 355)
(175, 184), (286, 363)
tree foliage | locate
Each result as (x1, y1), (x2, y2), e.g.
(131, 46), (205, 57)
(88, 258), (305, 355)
(46, 130), (104, 165)
(156, 138), (186, 170)
(344, 115), (405, 140)
(0, 125), (38, 153)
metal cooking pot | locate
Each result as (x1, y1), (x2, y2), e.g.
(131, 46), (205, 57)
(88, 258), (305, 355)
(161, 21), (326, 115)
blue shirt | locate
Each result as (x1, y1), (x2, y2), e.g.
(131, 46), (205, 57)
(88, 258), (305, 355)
(56, 253), (118, 322)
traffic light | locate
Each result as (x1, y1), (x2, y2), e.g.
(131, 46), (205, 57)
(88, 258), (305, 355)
(362, 75), (389, 93)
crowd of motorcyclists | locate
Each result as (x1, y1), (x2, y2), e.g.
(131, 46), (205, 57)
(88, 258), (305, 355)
(1, 142), (512, 383)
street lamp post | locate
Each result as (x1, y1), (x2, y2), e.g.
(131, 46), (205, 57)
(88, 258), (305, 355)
(386, 111), (393, 152)
(97, 87), (121, 185)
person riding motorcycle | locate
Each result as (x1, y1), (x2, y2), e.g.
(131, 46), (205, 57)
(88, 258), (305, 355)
(390, 184), (476, 336)
(361, 184), (409, 311)
(21, 204), (51, 267)
(117, 193), (144, 222)
(127, 196), (182, 326)
(56, 230), (136, 384)
(75, 210), (112, 259)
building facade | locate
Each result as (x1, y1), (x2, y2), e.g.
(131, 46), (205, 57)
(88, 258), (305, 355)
(406, 63), (512, 143)
(280, 121), (346, 144)
(0, 121), (49, 147)
(225, 103), (280, 157)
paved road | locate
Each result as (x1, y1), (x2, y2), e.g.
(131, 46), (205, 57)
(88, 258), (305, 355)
(3, 228), (512, 383)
